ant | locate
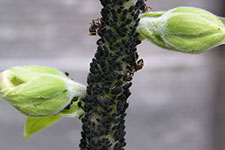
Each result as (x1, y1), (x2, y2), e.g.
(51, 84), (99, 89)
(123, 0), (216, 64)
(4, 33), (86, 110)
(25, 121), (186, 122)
(133, 52), (144, 71)
(123, 59), (144, 81)
(141, 0), (152, 13)
(123, 71), (134, 81)
(142, 5), (152, 13)
(89, 18), (102, 36)
(135, 59), (144, 71)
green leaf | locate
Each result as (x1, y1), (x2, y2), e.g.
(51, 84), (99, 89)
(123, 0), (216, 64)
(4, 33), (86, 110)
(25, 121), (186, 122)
(220, 17), (225, 25)
(219, 17), (225, 45)
(221, 38), (225, 45)
(24, 115), (61, 139)
(140, 11), (166, 18)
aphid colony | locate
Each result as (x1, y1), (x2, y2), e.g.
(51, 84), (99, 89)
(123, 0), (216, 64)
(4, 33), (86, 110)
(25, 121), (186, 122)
(80, 0), (146, 150)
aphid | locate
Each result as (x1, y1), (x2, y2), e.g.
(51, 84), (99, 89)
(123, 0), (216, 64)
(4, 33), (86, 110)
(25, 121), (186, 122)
(111, 9), (116, 16)
(117, 8), (122, 13)
(124, 89), (131, 97)
(104, 86), (110, 93)
(113, 16), (118, 22)
(125, 19), (132, 25)
(128, 6), (135, 12)
(63, 89), (68, 93)
(78, 101), (82, 108)
(89, 18), (102, 36)
(64, 104), (71, 110)
(116, 101), (124, 112)
(134, 13), (139, 20)
(116, 73), (123, 80)
(123, 82), (132, 89)
(103, 98), (110, 105)
(64, 72), (69, 76)
(115, 80), (123, 86)
(111, 86), (122, 95)
(72, 97), (79, 101)
(122, 9), (128, 17)
(115, 62), (123, 71)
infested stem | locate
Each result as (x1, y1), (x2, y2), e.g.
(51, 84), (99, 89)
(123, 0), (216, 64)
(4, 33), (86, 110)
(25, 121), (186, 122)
(79, 0), (146, 150)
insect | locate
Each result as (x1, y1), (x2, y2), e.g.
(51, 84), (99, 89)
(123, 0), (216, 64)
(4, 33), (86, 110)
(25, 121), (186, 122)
(142, 5), (152, 13)
(123, 71), (134, 81)
(135, 59), (144, 71)
(123, 58), (144, 81)
(141, 0), (152, 13)
(64, 72), (69, 76)
(89, 18), (102, 36)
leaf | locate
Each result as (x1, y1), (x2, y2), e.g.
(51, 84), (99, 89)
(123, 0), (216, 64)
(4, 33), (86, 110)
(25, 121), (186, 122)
(24, 115), (61, 140)
(140, 11), (166, 18)
(219, 17), (225, 45)
(219, 17), (225, 25)
(221, 38), (225, 45)
(218, 17), (225, 45)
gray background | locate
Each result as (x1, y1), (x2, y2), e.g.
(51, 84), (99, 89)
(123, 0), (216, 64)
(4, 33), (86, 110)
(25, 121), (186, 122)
(0, 0), (225, 150)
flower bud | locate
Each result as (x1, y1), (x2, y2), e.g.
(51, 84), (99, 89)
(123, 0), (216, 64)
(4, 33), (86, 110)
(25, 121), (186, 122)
(137, 7), (225, 53)
(0, 65), (86, 117)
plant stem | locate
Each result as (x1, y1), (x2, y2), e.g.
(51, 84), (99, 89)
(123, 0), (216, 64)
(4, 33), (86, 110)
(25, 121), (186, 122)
(79, 0), (146, 149)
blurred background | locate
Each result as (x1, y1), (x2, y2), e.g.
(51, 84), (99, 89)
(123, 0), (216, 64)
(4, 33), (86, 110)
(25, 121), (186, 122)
(0, 0), (225, 150)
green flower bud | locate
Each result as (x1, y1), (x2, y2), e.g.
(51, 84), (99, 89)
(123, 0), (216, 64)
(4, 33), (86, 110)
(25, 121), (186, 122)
(0, 65), (86, 117)
(137, 7), (225, 53)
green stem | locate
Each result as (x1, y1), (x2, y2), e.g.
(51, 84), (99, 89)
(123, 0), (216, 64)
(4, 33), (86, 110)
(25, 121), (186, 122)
(79, 0), (145, 149)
